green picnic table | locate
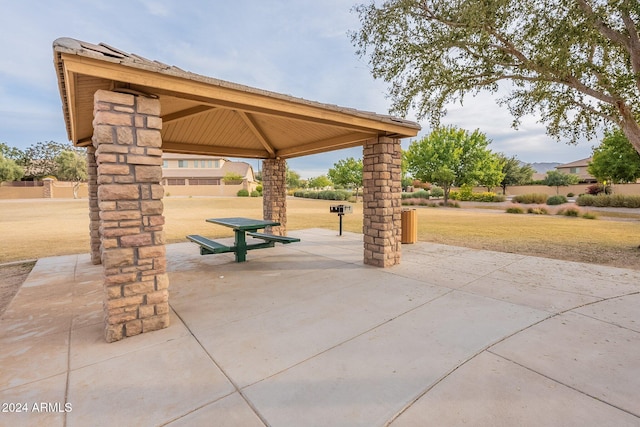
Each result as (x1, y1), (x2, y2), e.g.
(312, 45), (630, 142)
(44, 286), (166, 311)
(187, 217), (300, 262)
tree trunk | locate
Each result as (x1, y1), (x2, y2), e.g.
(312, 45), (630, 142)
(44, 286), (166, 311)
(619, 105), (640, 156)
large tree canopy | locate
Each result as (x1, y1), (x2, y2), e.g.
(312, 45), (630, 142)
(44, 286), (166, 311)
(404, 126), (495, 204)
(328, 157), (363, 197)
(353, 0), (640, 153)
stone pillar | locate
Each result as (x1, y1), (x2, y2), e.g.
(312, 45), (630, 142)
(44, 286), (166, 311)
(92, 89), (169, 343)
(42, 178), (54, 198)
(87, 146), (101, 265)
(362, 136), (402, 267)
(262, 158), (287, 235)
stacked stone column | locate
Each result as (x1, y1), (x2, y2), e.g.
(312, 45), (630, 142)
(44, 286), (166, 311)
(87, 145), (101, 265)
(92, 89), (169, 343)
(363, 136), (402, 267)
(262, 158), (287, 236)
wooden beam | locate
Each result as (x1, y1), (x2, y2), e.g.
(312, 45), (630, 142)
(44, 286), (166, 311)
(161, 105), (215, 125)
(162, 141), (270, 159)
(276, 132), (376, 159)
(238, 112), (276, 158)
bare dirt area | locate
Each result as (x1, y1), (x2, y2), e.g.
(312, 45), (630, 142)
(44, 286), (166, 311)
(0, 261), (35, 316)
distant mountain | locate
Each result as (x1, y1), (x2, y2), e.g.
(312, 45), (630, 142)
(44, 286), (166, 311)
(520, 162), (561, 174)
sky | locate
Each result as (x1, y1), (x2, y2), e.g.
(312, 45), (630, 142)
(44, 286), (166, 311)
(0, 1), (596, 179)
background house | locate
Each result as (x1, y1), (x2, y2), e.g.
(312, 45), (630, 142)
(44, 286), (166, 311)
(555, 158), (597, 183)
(161, 154), (258, 196)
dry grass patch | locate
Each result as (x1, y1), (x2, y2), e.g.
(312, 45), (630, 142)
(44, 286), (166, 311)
(1, 198), (638, 269)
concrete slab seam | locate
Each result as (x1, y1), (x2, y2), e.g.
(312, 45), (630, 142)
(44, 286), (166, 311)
(238, 288), (457, 391)
(485, 349), (640, 419)
(384, 311), (555, 426)
(167, 303), (269, 427)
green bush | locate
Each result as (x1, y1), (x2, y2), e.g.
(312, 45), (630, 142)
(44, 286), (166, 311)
(430, 186), (444, 198)
(512, 193), (548, 204)
(582, 212), (598, 219)
(293, 189), (351, 201)
(256, 185), (263, 195)
(402, 189), (430, 199)
(576, 194), (640, 208)
(567, 192), (574, 197)
(546, 195), (568, 205)
(250, 190), (260, 197)
(506, 206), (524, 214)
(237, 189), (249, 197)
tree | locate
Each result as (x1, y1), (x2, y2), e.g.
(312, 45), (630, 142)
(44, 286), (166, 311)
(499, 155), (535, 195)
(588, 129), (640, 185)
(22, 141), (73, 180)
(404, 126), (494, 205)
(0, 154), (24, 182)
(544, 170), (579, 194)
(222, 172), (244, 184)
(353, 0), (640, 155)
(308, 175), (332, 189)
(55, 150), (88, 198)
(286, 169), (302, 188)
(328, 157), (363, 199)
(0, 142), (24, 161)
(474, 151), (505, 192)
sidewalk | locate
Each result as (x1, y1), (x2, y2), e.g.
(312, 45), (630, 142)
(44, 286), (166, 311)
(1, 228), (639, 426)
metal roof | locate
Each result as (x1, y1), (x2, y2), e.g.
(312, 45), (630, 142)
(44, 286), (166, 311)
(53, 38), (420, 159)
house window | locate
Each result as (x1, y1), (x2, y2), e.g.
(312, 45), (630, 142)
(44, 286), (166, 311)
(212, 160), (220, 168)
(162, 160), (168, 168)
(570, 167), (580, 173)
(207, 160), (213, 168)
(166, 178), (186, 185)
(189, 178), (220, 185)
(178, 160), (187, 168)
(193, 161), (199, 168)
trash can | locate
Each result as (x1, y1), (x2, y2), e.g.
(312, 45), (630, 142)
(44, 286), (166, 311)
(401, 208), (417, 244)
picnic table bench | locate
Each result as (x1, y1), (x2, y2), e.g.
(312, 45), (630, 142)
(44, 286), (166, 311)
(187, 217), (300, 262)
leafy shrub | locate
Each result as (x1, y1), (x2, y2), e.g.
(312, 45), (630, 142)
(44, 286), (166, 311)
(256, 185), (263, 195)
(527, 207), (549, 215)
(512, 193), (548, 204)
(576, 194), (640, 208)
(402, 189), (430, 199)
(585, 183), (611, 195)
(450, 189), (505, 202)
(250, 190), (260, 197)
(237, 189), (249, 197)
(506, 206), (524, 214)
(430, 186), (444, 198)
(546, 195), (568, 205)
(294, 189), (351, 200)
(582, 212), (598, 219)
(567, 192), (574, 197)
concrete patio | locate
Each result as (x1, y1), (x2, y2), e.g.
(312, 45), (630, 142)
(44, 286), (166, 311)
(1, 228), (639, 426)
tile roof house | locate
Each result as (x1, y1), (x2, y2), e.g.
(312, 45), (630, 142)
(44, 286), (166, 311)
(161, 154), (257, 195)
(555, 158), (597, 183)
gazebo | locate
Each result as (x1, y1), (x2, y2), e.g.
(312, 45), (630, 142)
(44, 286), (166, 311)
(53, 37), (421, 342)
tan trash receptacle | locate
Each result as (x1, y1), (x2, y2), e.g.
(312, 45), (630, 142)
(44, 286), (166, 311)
(401, 209), (417, 244)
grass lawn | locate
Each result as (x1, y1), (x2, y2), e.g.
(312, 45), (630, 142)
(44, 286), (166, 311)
(0, 197), (638, 269)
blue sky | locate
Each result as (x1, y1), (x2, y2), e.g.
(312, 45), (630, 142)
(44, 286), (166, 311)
(1, 1), (594, 178)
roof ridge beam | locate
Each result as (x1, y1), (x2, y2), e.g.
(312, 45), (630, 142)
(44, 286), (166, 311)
(161, 105), (215, 124)
(238, 112), (276, 158)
